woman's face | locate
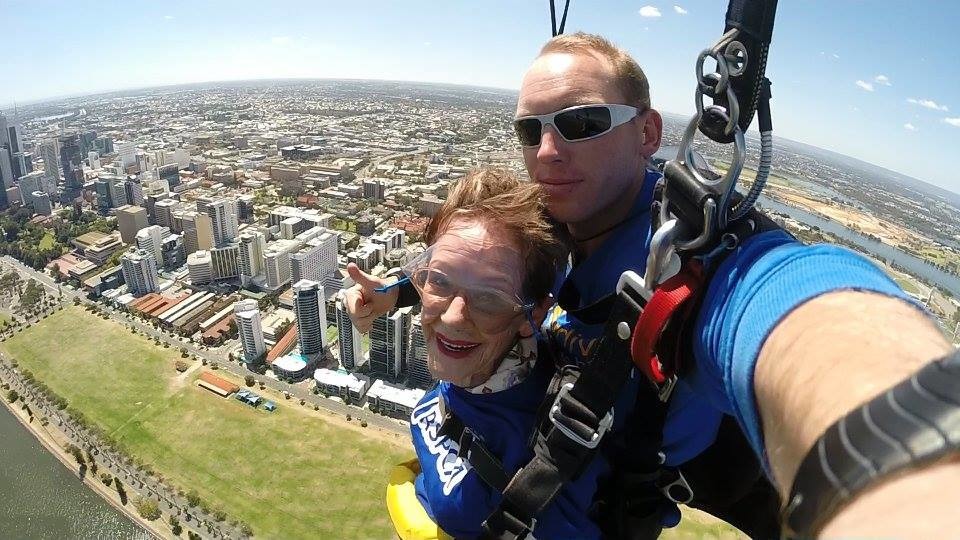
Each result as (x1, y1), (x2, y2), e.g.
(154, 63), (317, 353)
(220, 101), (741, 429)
(421, 218), (532, 388)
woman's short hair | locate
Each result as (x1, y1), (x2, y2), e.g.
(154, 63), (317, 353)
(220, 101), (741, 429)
(424, 168), (567, 302)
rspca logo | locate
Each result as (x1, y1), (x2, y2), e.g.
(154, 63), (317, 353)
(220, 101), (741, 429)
(412, 397), (470, 495)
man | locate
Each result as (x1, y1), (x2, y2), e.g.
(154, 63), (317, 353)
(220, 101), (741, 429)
(350, 32), (958, 537)
(514, 33), (957, 537)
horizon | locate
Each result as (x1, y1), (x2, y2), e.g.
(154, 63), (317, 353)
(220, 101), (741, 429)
(2, 0), (958, 194)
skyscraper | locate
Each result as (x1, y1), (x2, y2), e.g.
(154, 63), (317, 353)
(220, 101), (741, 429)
(406, 315), (435, 390)
(238, 231), (266, 283)
(41, 139), (61, 183)
(336, 292), (363, 370)
(117, 141), (137, 171)
(31, 191), (53, 216)
(198, 197), (239, 247)
(293, 279), (328, 357)
(135, 225), (168, 263)
(370, 307), (411, 380)
(59, 133), (84, 189)
(0, 148), (13, 190)
(117, 205), (149, 244)
(234, 300), (266, 364)
(187, 251), (213, 284)
(18, 171), (44, 207)
(120, 249), (159, 297)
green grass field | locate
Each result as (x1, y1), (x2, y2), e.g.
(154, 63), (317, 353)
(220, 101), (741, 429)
(2, 306), (745, 539)
(1, 306), (409, 539)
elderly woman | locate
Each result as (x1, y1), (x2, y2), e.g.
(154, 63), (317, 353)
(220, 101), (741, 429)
(346, 169), (602, 539)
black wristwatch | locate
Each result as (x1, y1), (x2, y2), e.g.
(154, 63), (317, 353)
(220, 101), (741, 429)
(782, 347), (960, 537)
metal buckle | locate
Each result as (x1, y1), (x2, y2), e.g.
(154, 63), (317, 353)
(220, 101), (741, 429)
(548, 383), (614, 449)
(660, 469), (694, 504)
(657, 374), (678, 403)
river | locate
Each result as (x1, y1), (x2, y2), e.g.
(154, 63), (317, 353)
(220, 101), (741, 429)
(758, 195), (960, 297)
(0, 404), (149, 539)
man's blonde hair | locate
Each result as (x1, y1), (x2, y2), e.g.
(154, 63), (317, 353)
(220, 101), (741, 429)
(539, 32), (651, 110)
(424, 168), (567, 302)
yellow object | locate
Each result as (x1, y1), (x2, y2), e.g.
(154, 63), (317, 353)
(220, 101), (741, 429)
(386, 459), (454, 540)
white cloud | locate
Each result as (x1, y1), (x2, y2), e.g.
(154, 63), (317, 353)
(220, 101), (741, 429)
(832, 53), (840, 59)
(907, 98), (949, 112)
(874, 74), (891, 86)
(270, 36), (293, 46)
(903, 123), (917, 131)
(163, 15), (174, 20)
(639, 6), (662, 17)
(855, 80), (874, 92)
(673, 5), (688, 14)
(944, 117), (960, 128)
(424, 41), (432, 46)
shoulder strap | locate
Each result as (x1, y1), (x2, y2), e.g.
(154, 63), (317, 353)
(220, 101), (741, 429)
(436, 397), (510, 493)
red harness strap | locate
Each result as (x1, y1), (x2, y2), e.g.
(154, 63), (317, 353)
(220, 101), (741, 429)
(630, 263), (705, 384)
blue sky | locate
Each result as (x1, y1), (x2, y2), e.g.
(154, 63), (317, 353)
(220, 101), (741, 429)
(1, 1), (958, 194)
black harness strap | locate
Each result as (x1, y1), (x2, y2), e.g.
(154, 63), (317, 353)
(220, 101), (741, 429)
(481, 282), (649, 539)
(438, 402), (511, 493)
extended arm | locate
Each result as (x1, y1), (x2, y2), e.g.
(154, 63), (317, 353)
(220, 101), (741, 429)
(756, 291), (958, 537)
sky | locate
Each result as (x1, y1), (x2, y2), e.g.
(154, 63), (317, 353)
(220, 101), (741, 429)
(1, 0), (958, 194)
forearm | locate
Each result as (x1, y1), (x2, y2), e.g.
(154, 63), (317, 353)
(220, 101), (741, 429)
(755, 291), (955, 535)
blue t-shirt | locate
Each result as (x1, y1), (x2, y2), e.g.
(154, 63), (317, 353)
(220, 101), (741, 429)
(544, 169), (914, 467)
(410, 359), (604, 539)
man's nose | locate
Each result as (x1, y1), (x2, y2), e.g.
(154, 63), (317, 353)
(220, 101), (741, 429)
(537, 125), (566, 164)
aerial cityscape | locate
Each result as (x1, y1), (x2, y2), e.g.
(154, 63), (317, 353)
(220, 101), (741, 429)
(0, 76), (958, 539)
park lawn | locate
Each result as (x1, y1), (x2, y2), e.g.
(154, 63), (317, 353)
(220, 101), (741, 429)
(38, 232), (56, 251)
(1, 306), (408, 539)
(2, 306), (745, 538)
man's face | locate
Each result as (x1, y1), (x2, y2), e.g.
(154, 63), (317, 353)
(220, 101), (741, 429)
(516, 52), (661, 227)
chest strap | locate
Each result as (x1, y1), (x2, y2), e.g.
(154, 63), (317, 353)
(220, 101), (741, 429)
(437, 397), (510, 493)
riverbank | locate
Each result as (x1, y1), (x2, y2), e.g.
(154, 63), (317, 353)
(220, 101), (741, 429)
(0, 380), (167, 539)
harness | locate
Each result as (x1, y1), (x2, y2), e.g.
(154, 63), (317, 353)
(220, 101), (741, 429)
(449, 2), (781, 538)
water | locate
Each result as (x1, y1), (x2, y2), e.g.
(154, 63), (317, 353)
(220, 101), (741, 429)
(758, 195), (960, 297)
(0, 404), (150, 540)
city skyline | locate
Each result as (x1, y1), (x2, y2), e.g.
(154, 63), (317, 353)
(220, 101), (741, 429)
(1, 1), (958, 195)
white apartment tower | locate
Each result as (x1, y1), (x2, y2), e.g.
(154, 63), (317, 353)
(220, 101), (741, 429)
(234, 300), (266, 364)
(120, 249), (159, 297)
(336, 292), (363, 370)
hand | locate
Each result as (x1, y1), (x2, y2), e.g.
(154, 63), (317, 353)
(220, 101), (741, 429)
(345, 263), (400, 333)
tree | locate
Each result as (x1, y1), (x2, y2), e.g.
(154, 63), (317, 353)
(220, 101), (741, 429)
(134, 497), (162, 521)
(244, 375), (254, 387)
(6, 389), (18, 403)
(240, 521), (254, 537)
(213, 509), (226, 522)
(186, 490), (200, 507)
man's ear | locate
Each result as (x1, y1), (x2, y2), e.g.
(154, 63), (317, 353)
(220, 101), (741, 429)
(519, 296), (555, 338)
(639, 109), (663, 161)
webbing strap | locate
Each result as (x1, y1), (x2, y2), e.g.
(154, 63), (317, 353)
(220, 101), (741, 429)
(481, 293), (645, 539)
(437, 406), (510, 493)
(631, 266), (704, 384)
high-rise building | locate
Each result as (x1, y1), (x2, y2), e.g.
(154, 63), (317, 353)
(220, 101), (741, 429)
(120, 248), (159, 297)
(238, 231), (266, 283)
(406, 315), (435, 390)
(117, 205), (149, 244)
(18, 171), (44, 207)
(59, 133), (84, 189)
(234, 300), (266, 364)
(210, 244), (240, 280)
(31, 191), (53, 216)
(293, 280), (328, 357)
(153, 198), (177, 230)
(40, 139), (61, 183)
(187, 250), (213, 284)
(370, 228), (405, 252)
(11, 152), (33, 181)
(160, 234), (185, 269)
(124, 178), (144, 206)
(363, 178), (386, 201)
(198, 196), (239, 247)
(135, 225), (168, 263)
(336, 292), (363, 370)
(79, 130), (97, 155)
(370, 307), (411, 380)
(117, 142), (137, 171)
(0, 148), (13, 190)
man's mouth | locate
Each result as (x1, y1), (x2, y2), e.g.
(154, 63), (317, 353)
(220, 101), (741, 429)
(436, 333), (480, 358)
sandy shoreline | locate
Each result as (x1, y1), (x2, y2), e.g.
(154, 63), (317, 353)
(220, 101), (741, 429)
(0, 376), (171, 540)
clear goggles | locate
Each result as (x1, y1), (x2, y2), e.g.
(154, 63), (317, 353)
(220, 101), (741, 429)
(379, 245), (535, 334)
